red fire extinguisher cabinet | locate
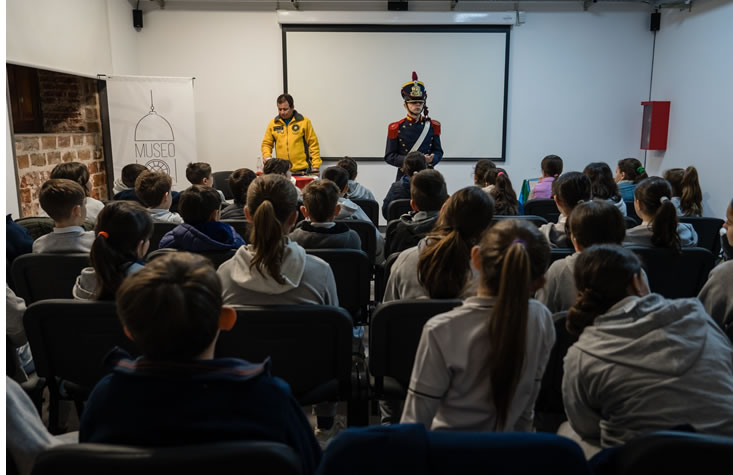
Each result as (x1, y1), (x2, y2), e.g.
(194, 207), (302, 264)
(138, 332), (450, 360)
(641, 101), (670, 150)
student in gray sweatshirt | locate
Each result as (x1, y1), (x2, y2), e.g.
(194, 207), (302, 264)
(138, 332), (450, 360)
(32, 179), (95, 253)
(698, 197), (733, 330)
(563, 244), (733, 449)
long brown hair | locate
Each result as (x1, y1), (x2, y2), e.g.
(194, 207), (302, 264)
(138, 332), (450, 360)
(417, 186), (494, 298)
(635, 177), (680, 251)
(477, 219), (550, 430)
(664, 166), (703, 216)
(246, 175), (298, 284)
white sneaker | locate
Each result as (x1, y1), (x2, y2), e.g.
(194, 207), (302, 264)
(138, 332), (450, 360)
(314, 415), (347, 450)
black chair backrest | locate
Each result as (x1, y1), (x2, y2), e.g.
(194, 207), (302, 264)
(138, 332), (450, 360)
(11, 253), (90, 304)
(341, 219), (377, 266)
(212, 171), (234, 201)
(629, 246), (715, 298)
(369, 299), (462, 398)
(14, 217), (96, 241)
(550, 248), (574, 264)
(146, 249), (236, 269)
(625, 200), (640, 223)
(624, 216), (640, 228)
(307, 249), (370, 325)
(374, 251), (402, 303)
(23, 300), (138, 394)
(216, 305), (353, 405)
(535, 312), (578, 426)
(149, 222), (178, 252)
(31, 441), (302, 475)
(606, 430), (733, 475)
(387, 199), (412, 222)
(492, 215), (549, 228)
(221, 219), (251, 241)
(524, 199), (560, 224)
(350, 199), (380, 227)
(680, 216), (724, 257)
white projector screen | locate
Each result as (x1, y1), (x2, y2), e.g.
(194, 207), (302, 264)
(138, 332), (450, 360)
(283, 26), (509, 161)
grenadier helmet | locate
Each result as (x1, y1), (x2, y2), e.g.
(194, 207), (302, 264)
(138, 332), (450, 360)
(401, 71), (427, 103)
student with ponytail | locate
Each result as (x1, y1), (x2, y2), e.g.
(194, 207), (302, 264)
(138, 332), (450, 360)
(73, 201), (153, 300)
(401, 219), (554, 431)
(383, 186), (494, 302)
(538, 172), (592, 249)
(484, 168), (519, 215)
(615, 158), (648, 201)
(664, 166), (703, 216)
(562, 244), (733, 448)
(624, 177), (698, 249)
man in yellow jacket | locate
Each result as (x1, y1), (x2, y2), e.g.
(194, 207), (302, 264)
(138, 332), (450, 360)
(261, 94), (322, 174)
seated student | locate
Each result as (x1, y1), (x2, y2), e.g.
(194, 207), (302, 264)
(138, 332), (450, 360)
(50, 162), (105, 222)
(584, 162), (627, 216)
(264, 158), (303, 200)
(32, 179), (95, 253)
(386, 169), (448, 256)
(382, 152), (427, 220)
(529, 155), (563, 200)
(562, 244), (733, 448)
(337, 157), (376, 202)
(536, 200), (641, 313)
(78, 252), (321, 474)
(538, 172), (592, 249)
(485, 168), (519, 215)
(473, 159), (496, 188)
(289, 179), (361, 250)
(401, 219), (554, 431)
(624, 177), (698, 249)
(113, 163), (148, 200)
(664, 166), (703, 217)
(7, 286), (34, 378)
(135, 171), (183, 224)
(73, 201), (152, 300)
(220, 168), (256, 220)
(698, 198), (733, 330)
(159, 186), (245, 252)
(384, 186), (494, 302)
(615, 158), (648, 201)
(323, 166), (385, 263)
(186, 162), (226, 202)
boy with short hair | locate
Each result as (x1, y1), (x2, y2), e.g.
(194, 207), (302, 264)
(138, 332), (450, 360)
(32, 179), (95, 253)
(221, 168), (256, 220)
(50, 162), (105, 222)
(186, 162), (226, 202)
(79, 252), (321, 474)
(337, 157), (376, 202)
(386, 169), (448, 255)
(113, 163), (148, 198)
(135, 171), (183, 224)
(322, 166), (385, 263)
(159, 185), (245, 251)
(289, 179), (361, 250)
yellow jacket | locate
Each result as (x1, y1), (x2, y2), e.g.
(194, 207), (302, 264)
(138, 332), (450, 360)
(261, 111), (321, 172)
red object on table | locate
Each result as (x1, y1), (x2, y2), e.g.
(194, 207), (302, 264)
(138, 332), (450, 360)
(293, 176), (315, 190)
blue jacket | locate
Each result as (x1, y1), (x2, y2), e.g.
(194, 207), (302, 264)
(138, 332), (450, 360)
(114, 189), (182, 213)
(80, 349), (321, 475)
(384, 116), (443, 180)
(159, 222), (245, 252)
(382, 177), (412, 220)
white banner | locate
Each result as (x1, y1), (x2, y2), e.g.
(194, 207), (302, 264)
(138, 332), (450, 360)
(106, 76), (197, 191)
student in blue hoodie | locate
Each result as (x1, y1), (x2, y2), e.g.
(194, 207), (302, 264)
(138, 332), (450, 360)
(159, 185), (245, 251)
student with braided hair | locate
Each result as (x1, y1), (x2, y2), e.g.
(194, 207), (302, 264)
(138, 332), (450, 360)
(401, 219), (554, 431)
(562, 244), (733, 448)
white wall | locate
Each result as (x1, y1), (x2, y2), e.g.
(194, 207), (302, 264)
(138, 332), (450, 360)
(106, 0), (140, 75)
(647, 0), (733, 218)
(6, 0), (114, 77)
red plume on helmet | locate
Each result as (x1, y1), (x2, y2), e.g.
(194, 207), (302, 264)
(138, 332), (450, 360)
(412, 71), (418, 81)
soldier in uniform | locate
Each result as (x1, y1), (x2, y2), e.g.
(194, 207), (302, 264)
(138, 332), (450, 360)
(384, 72), (443, 180)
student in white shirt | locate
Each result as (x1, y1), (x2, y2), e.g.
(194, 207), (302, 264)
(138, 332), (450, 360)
(32, 179), (94, 253)
(538, 172), (591, 249)
(401, 219), (555, 431)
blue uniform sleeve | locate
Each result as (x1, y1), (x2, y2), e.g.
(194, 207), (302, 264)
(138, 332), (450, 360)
(429, 134), (443, 167)
(384, 136), (406, 170)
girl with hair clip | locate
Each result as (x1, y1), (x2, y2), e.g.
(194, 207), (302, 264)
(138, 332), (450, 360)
(73, 201), (153, 300)
(538, 172), (592, 249)
(383, 186), (494, 302)
(562, 244), (733, 449)
(401, 219), (554, 431)
(663, 166), (703, 217)
(615, 158), (648, 201)
(624, 177), (698, 249)
(583, 162), (627, 216)
(484, 168), (519, 216)
(535, 199), (648, 313)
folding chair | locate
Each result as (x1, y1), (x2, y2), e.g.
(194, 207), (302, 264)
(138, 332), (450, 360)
(342, 219), (378, 267)
(680, 216), (724, 257)
(146, 249), (236, 269)
(523, 199), (560, 224)
(212, 170), (234, 200)
(625, 200), (640, 223)
(11, 253), (90, 304)
(307, 249), (370, 325)
(374, 251), (402, 303)
(550, 248), (574, 264)
(148, 222), (178, 252)
(387, 199), (412, 222)
(350, 199), (380, 227)
(221, 219), (250, 242)
(629, 246), (715, 298)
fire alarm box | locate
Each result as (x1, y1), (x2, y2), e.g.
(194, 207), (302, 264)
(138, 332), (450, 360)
(641, 101), (670, 150)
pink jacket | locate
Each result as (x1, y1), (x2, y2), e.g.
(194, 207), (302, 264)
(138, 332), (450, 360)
(531, 176), (556, 199)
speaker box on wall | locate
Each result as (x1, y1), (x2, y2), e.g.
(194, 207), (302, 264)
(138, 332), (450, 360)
(133, 9), (143, 30)
(650, 12), (661, 32)
(388, 1), (408, 11)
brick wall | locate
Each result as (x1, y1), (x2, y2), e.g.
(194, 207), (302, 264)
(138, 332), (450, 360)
(13, 70), (107, 217)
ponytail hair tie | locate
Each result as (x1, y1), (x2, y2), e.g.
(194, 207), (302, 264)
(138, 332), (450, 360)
(497, 171), (505, 177)
(553, 174), (559, 178)
(512, 238), (527, 248)
(98, 231), (109, 239)
(636, 166), (646, 174)
(660, 196), (670, 204)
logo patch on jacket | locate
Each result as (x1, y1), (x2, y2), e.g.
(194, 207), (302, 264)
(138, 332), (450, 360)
(274, 126), (284, 133)
(292, 124), (300, 132)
